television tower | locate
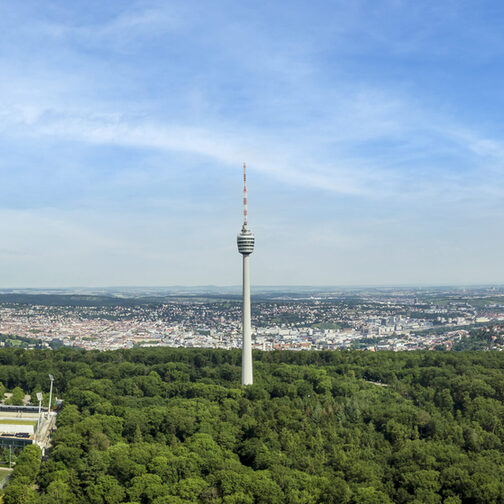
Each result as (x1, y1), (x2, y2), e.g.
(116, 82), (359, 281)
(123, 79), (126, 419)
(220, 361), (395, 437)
(237, 162), (254, 385)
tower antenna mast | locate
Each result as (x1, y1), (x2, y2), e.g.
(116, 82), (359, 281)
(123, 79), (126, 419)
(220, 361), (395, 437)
(243, 162), (248, 226)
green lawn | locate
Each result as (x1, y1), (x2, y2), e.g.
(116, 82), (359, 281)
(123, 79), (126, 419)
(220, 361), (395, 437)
(0, 468), (11, 484)
(0, 420), (37, 426)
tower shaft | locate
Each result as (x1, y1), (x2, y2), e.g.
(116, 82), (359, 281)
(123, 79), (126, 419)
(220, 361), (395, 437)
(242, 254), (253, 385)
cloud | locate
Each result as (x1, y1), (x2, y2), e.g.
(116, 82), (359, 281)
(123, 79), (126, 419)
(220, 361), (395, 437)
(0, 103), (380, 195)
(0, 1), (504, 286)
(1, 77), (504, 207)
(0, 1), (502, 207)
(0, 11), (503, 208)
(30, 3), (184, 50)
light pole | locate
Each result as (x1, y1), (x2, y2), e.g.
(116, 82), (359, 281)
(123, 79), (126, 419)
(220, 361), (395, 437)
(48, 374), (54, 417)
(35, 392), (43, 443)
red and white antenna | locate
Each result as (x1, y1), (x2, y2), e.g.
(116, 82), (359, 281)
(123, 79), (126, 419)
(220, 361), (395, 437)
(243, 162), (248, 226)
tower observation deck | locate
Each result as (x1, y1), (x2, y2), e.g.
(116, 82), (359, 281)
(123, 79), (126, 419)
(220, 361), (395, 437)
(237, 163), (254, 385)
(237, 226), (255, 254)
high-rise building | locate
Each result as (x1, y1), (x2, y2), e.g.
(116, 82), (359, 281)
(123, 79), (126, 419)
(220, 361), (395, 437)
(237, 163), (254, 385)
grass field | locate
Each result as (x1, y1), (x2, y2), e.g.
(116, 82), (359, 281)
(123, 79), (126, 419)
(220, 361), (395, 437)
(0, 420), (36, 426)
(0, 468), (12, 486)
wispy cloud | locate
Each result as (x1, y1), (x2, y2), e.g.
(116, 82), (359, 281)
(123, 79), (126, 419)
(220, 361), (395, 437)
(2, 82), (504, 204)
(38, 4), (184, 50)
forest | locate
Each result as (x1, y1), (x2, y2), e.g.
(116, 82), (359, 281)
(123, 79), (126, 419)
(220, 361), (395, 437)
(1, 347), (504, 503)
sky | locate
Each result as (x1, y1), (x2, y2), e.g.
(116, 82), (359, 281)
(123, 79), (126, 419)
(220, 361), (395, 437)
(0, 0), (503, 288)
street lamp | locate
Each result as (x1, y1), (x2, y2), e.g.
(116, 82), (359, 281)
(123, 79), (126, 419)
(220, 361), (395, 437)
(48, 374), (54, 416)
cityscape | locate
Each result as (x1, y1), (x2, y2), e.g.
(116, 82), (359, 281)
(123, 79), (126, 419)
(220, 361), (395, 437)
(0, 286), (503, 353)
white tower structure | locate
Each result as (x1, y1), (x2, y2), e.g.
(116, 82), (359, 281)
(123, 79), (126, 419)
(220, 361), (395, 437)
(237, 163), (254, 385)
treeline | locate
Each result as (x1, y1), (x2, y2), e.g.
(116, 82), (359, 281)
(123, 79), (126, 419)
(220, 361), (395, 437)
(3, 347), (504, 503)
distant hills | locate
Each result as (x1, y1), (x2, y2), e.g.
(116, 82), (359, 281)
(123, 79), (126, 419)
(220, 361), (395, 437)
(0, 285), (503, 307)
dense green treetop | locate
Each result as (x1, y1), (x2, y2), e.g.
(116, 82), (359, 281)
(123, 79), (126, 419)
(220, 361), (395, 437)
(2, 347), (504, 503)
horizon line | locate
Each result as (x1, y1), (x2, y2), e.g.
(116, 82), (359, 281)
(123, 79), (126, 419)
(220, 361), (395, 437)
(0, 284), (503, 291)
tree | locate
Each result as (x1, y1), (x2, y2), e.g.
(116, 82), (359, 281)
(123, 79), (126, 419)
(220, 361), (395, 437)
(87, 475), (126, 504)
(128, 474), (167, 503)
(6, 386), (25, 405)
(352, 487), (393, 504)
(42, 480), (75, 504)
(3, 481), (35, 504)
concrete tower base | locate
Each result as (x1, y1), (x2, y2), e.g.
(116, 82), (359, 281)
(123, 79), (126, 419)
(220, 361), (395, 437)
(241, 254), (253, 385)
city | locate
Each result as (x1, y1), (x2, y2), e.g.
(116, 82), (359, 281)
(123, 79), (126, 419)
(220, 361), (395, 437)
(0, 287), (503, 353)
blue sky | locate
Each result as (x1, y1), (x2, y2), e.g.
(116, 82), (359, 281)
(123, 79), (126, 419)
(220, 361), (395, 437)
(0, 0), (503, 287)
